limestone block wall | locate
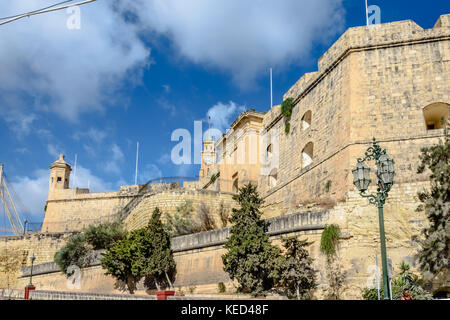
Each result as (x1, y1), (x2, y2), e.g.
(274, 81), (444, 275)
(42, 190), (137, 233)
(328, 181), (437, 298)
(0, 232), (73, 289)
(14, 210), (328, 296)
(124, 189), (236, 231)
(259, 15), (449, 215)
(9, 181), (447, 299)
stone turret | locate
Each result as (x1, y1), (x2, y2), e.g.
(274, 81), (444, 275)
(48, 154), (71, 197)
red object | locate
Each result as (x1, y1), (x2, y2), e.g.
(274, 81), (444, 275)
(24, 285), (35, 300)
(156, 290), (175, 300)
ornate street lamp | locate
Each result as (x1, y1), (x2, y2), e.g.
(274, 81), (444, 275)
(28, 253), (36, 287)
(352, 138), (395, 300)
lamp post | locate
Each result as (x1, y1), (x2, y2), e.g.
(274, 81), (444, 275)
(352, 138), (395, 300)
(28, 254), (35, 286)
(24, 253), (36, 300)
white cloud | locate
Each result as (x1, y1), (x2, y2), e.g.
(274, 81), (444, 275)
(207, 101), (246, 134)
(10, 169), (49, 219)
(104, 144), (125, 175)
(47, 144), (65, 158)
(104, 161), (121, 175)
(71, 166), (114, 192)
(73, 128), (108, 144)
(111, 144), (124, 161)
(121, 0), (345, 87)
(0, 1), (151, 121)
(3, 112), (37, 138)
(0, 0), (345, 125)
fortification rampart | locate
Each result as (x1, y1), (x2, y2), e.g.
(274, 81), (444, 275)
(2, 15), (449, 299)
(124, 189), (236, 231)
(259, 15), (449, 216)
(8, 181), (448, 299)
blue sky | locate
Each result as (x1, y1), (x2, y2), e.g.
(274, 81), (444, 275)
(0, 0), (448, 221)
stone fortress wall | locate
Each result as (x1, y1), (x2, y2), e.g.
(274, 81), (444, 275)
(259, 14), (450, 218)
(8, 180), (447, 299)
(1, 14), (449, 299)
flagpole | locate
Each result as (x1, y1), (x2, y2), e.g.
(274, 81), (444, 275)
(134, 142), (139, 185)
(270, 68), (273, 109)
(365, 0), (369, 26)
(73, 154), (78, 189)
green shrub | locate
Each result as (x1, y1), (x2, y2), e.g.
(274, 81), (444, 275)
(54, 233), (92, 275)
(54, 222), (127, 276)
(218, 282), (226, 293)
(83, 221), (127, 250)
(320, 224), (341, 257)
(281, 98), (293, 119)
(164, 201), (199, 236)
(284, 122), (291, 134)
(281, 98), (294, 134)
(362, 261), (433, 300)
(362, 287), (380, 300)
(274, 236), (317, 300)
(320, 224), (345, 299)
(324, 180), (332, 193)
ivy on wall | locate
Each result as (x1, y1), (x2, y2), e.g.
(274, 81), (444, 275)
(281, 98), (294, 134)
(320, 224), (346, 299)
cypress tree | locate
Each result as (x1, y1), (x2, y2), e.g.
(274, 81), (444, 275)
(222, 183), (281, 296)
(416, 120), (450, 276)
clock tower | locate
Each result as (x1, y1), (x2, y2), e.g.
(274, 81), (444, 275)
(199, 139), (216, 179)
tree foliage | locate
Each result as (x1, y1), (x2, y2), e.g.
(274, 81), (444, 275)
(54, 222), (126, 275)
(100, 208), (176, 293)
(416, 120), (450, 276)
(222, 183), (281, 296)
(100, 236), (138, 292)
(274, 236), (317, 300)
(54, 233), (93, 275)
(144, 207), (176, 290)
(363, 261), (433, 300)
(83, 221), (127, 250)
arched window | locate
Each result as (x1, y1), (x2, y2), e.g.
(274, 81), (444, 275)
(423, 103), (450, 130)
(267, 144), (273, 159)
(232, 179), (239, 193)
(302, 142), (314, 169)
(301, 111), (312, 131)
